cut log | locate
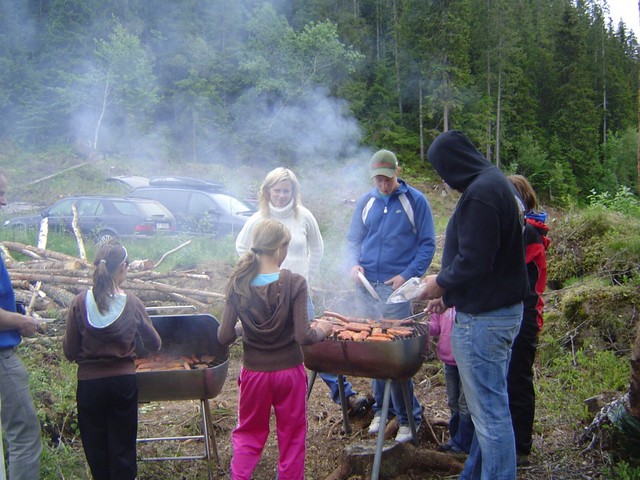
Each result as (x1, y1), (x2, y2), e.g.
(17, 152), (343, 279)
(1, 241), (90, 266)
(324, 442), (464, 480)
(124, 279), (224, 300)
(40, 284), (76, 308)
(9, 272), (92, 286)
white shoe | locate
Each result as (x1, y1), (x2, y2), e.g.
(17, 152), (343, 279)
(368, 415), (382, 434)
(395, 425), (413, 443)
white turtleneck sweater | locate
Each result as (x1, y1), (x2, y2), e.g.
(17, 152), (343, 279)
(235, 201), (324, 284)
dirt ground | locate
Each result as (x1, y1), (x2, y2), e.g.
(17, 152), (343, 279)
(126, 260), (612, 480)
(135, 349), (609, 480)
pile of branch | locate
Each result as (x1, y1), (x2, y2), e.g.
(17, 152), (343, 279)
(2, 241), (225, 316)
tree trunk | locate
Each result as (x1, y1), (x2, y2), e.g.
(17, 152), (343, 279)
(637, 0), (640, 194)
(419, 73), (424, 161)
(94, 69), (111, 150)
(392, 0), (402, 115)
(628, 311), (640, 418)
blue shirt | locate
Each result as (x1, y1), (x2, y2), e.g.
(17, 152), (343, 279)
(0, 256), (21, 348)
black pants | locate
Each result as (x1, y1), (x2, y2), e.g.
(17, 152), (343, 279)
(77, 375), (138, 480)
(507, 313), (539, 455)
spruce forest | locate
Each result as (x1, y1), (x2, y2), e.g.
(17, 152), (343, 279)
(0, 0), (638, 204)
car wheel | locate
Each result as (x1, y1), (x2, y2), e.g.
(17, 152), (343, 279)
(96, 230), (118, 245)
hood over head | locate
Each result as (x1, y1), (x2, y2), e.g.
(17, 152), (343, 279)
(427, 130), (493, 192)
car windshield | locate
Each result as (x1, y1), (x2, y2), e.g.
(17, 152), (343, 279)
(210, 194), (252, 215)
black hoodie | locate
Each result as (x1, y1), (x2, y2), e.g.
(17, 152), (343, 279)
(427, 131), (528, 314)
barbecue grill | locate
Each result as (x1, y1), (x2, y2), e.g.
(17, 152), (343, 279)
(302, 321), (429, 480)
(136, 313), (229, 480)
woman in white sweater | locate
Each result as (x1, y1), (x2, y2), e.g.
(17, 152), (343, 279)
(235, 167), (368, 413)
(236, 167), (323, 284)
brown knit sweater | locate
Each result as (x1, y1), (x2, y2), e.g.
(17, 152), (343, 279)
(218, 269), (326, 372)
(63, 290), (162, 380)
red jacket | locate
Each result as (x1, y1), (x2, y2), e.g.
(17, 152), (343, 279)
(523, 216), (550, 330)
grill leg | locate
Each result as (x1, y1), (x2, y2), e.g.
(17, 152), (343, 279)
(200, 398), (221, 480)
(371, 379), (392, 480)
(337, 374), (351, 434)
(400, 380), (419, 445)
(306, 370), (318, 400)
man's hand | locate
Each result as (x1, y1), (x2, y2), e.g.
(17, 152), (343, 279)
(351, 265), (364, 284)
(19, 315), (41, 337)
(384, 275), (406, 291)
(0, 308), (42, 337)
(420, 275), (446, 300)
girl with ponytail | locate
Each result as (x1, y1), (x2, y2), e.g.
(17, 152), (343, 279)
(218, 219), (332, 480)
(63, 240), (161, 480)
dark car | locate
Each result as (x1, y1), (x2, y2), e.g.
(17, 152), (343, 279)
(3, 195), (176, 243)
(127, 177), (255, 236)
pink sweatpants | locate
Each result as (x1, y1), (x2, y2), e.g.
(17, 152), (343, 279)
(231, 364), (308, 480)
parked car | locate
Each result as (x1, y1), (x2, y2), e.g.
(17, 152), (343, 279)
(3, 195), (176, 243)
(127, 177), (255, 236)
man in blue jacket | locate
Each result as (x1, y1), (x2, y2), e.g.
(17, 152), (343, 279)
(347, 149), (436, 443)
(421, 131), (528, 479)
(0, 170), (43, 479)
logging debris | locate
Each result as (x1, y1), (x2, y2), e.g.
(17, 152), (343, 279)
(2, 241), (225, 317)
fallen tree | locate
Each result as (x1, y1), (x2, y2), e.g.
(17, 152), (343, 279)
(1, 241), (226, 316)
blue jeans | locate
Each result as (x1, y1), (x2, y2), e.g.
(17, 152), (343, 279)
(444, 363), (473, 453)
(355, 282), (421, 426)
(451, 303), (522, 480)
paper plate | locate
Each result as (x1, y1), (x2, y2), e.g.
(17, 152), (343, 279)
(357, 271), (381, 301)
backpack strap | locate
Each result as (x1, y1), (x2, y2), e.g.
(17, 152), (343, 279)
(362, 196), (376, 225)
(398, 193), (416, 233)
(362, 193), (416, 233)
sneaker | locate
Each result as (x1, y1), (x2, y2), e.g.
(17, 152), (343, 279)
(395, 424), (414, 443)
(368, 415), (382, 434)
(347, 394), (368, 413)
(517, 454), (531, 467)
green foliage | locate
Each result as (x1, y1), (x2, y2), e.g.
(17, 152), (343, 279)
(0, 0), (637, 202)
(546, 207), (640, 288)
(588, 186), (640, 218)
(536, 347), (630, 423)
(555, 282), (640, 352)
(610, 461), (640, 479)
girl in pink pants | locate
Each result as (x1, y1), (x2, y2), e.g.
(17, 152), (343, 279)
(217, 219), (332, 480)
(232, 365), (307, 479)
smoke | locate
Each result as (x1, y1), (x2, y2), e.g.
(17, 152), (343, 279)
(2, 1), (385, 291)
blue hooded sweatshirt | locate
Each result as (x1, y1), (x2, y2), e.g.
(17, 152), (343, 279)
(346, 179), (436, 283)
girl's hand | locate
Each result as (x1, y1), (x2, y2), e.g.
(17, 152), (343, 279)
(234, 322), (244, 337)
(424, 297), (446, 315)
(313, 319), (333, 337)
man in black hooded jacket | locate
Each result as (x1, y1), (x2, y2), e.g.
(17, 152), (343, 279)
(420, 130), (528, 480)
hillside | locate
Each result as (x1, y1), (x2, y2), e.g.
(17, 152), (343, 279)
(2, 151), (640, 478)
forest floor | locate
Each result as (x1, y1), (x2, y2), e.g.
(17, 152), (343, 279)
(131, 259), (611, 480)
(135, 347), (609, 480)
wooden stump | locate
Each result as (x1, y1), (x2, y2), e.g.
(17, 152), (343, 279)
(324, 440), (464, 480)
